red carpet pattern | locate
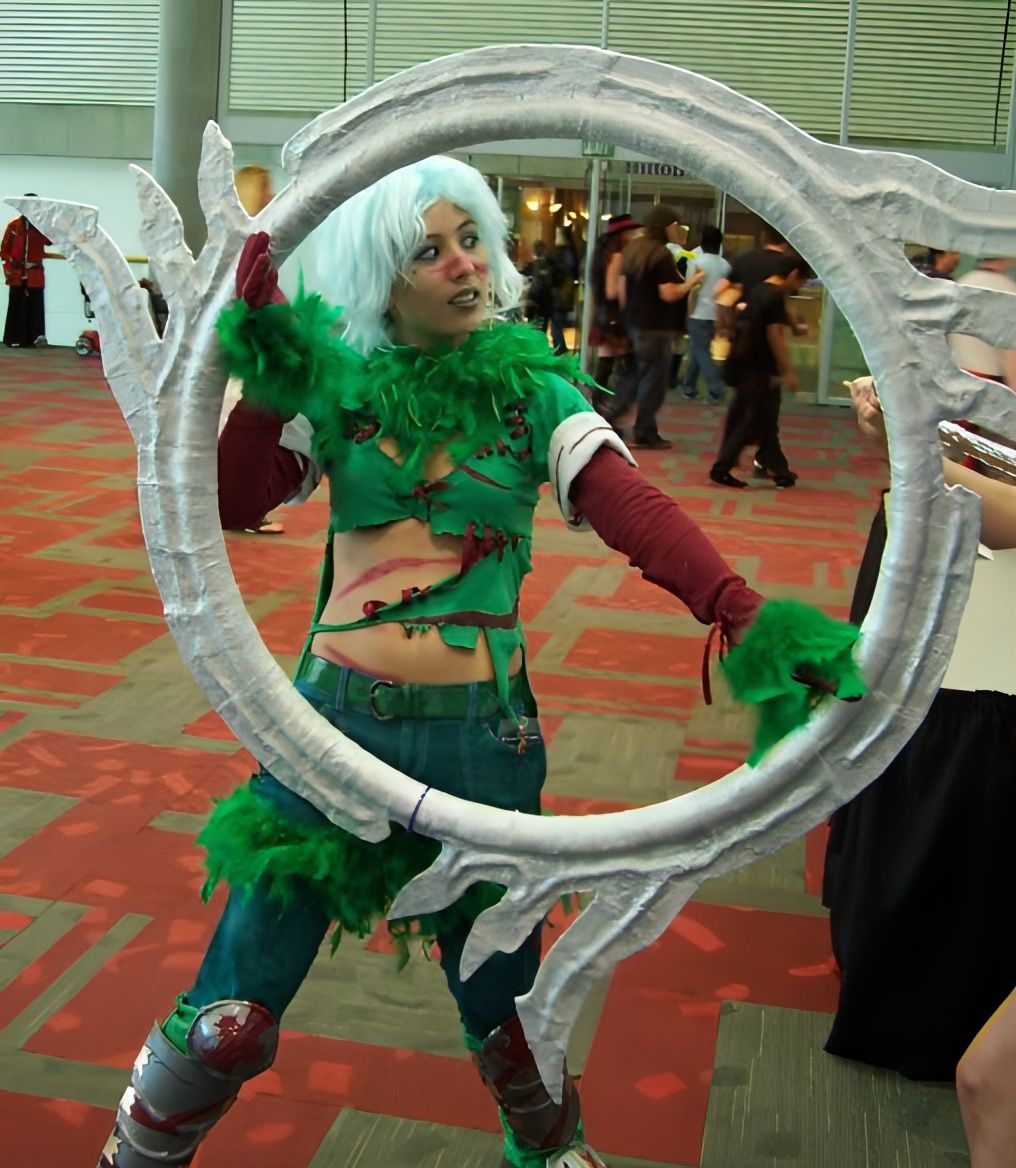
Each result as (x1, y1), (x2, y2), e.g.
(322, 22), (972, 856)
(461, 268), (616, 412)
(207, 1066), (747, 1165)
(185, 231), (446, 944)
(0, 348), (888, 1166)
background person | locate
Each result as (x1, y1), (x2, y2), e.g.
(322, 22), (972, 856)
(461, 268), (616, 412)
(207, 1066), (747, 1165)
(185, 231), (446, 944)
(522, 238), (556, 337)
(619, 203), (703, 449)
(911, 246), (960, 280)
(234, 164), (275, 218)
(664, 218), (696, 387)
(1, 195), (52, 348)
(709, 251), (810, 488)
(588, 213), (639, 423)
(548, 226), (579, 354)
(948, 256), (1016, 390)
(824, 378), (1016, 1115)
(681, 224), (731, 403)
(712, 226), (792, 359)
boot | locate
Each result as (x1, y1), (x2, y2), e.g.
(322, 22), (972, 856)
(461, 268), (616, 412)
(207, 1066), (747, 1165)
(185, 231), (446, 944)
(472, 1014), (607, 1167)
(98, 999), (278, 1166)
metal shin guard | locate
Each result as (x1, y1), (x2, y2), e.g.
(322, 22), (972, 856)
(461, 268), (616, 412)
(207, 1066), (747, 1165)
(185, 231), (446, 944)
(473, 1013), (581, 1156)
(98, 1000), (278, 1167)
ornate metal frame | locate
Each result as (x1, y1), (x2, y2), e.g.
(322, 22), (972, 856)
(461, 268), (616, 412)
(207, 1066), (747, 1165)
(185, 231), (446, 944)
(10, 44), (1016, 1099)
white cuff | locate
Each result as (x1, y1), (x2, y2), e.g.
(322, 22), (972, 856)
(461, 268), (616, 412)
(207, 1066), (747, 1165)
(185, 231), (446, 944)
(548, 412), (637, 531)
(279, 413), (323, 504)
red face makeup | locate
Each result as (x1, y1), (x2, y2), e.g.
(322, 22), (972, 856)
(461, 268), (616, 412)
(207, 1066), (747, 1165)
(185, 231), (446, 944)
(387, 200), (492, 350)
(431, 254), (490, 281)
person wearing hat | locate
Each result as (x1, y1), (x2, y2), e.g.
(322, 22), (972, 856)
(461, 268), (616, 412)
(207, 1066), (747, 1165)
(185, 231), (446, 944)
(618, 203), (703, 449)
(589, 213), (640, 423)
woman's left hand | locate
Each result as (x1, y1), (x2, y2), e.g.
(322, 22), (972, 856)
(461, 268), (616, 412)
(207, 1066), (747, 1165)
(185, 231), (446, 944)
(236, 232), (287, 310)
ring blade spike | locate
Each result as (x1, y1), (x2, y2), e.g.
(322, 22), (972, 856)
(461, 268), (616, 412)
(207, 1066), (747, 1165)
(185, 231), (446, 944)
(6, 195), (160, 443)
(130, 166), (196, 321)
(14, 42), (1016, 1090)
(197, 121), (250, 235)
(518, 877), (700, 1102)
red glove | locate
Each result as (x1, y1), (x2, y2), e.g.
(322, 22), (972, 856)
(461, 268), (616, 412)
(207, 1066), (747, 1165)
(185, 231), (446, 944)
(236, 232), (287, 310)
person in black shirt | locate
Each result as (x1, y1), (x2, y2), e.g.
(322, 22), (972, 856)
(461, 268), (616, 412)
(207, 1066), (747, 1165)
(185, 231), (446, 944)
(618, 204), (702, 449)
(709, 252), (811, 488)
(712, 227), (793, 360)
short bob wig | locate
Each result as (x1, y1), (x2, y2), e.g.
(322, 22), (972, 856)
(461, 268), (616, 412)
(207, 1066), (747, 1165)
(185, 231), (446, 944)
(321, 155), (524, 356)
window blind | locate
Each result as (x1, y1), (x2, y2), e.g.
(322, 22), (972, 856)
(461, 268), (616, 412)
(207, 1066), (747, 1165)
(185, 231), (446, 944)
(0, 1), (159, 105)
(849, 0), (1014, 146)
(607, 1), (850, 140)
(373, 1), (602, 81)
(228, 0), (369, 113)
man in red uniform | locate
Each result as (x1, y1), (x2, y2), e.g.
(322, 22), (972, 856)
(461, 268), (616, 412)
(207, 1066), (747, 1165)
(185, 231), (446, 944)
(2, 197), (51, 348)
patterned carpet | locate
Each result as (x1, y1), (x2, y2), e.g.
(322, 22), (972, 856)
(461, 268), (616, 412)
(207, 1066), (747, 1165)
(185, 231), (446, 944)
(0, 347), (969, 1167)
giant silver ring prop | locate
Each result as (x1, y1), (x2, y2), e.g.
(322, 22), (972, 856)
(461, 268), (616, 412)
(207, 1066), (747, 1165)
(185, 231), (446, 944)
(11, 43), (1016, 1099)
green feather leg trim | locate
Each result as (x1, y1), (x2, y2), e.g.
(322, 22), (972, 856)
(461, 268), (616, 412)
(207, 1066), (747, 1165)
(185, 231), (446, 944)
(197, 780), (504, 950)
(214, 291), (355, 422)
(721, 598), (866, 765)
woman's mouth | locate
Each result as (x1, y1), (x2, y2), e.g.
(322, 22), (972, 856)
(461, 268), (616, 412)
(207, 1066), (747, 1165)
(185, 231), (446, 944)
(448, 287), (481, 307)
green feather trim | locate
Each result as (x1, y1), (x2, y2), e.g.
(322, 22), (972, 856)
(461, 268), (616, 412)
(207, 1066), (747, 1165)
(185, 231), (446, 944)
(215, 288), (595, 482)
(311, 319), (597, 484)
(214, 292), (354, 422)
(197, 780), (504, 949)
(721, 598), (866, 765)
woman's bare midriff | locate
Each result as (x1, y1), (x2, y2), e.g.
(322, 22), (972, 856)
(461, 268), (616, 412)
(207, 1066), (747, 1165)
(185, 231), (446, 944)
(311, 516), (523, 684)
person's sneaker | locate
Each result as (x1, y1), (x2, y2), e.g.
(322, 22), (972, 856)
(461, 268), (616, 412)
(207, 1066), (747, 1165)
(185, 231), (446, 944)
(33, 335), (48, 348)
(681, 390), (698, 401)
(631, 436), (673, 450)
(774, 473), (798, 489)
(709, 469), (747, 489)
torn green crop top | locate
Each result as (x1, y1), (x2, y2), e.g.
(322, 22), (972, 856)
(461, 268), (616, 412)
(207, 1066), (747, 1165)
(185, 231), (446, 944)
(216, 298), (603, 717)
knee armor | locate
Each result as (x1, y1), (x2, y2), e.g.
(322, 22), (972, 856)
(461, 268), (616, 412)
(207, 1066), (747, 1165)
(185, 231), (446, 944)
(473, 1013), (581, 1154)
(98, 1000), (278, 1167)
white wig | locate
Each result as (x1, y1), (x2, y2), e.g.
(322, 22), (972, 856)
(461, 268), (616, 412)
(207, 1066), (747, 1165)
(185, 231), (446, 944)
(320, 156), (524, 355)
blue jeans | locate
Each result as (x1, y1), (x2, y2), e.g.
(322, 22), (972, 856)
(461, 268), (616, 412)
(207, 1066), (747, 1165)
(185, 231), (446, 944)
(629, 328), (676, 442)
(682, 318), (725, 402)
(185, 668), (546, 1041)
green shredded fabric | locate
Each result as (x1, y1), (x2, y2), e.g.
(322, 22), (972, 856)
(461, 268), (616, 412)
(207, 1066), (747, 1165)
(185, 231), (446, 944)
(215, 292), (597, 485)
(721, 598), (866, 765)
(162, 994), (199, 1055)
(198, 779), (505, 951)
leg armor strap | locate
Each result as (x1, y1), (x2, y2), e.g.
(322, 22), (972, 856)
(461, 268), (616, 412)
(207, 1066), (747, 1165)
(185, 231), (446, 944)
(99, 1000), (278, 1166)
(473, 1013), (581, 1153)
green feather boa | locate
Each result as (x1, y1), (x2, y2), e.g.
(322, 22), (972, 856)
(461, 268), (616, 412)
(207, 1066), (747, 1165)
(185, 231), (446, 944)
(197, 779), (504, 951)
(216, 293), (597, 482)
(722, 598), (866, 764)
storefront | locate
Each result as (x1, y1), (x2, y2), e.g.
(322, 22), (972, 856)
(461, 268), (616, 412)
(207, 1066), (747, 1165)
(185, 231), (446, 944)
(458, 148), (866, 404)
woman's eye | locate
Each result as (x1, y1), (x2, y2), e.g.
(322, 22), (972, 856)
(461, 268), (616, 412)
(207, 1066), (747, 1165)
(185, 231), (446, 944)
(461, 234), (480, 250)
(415, 245), (439, 262)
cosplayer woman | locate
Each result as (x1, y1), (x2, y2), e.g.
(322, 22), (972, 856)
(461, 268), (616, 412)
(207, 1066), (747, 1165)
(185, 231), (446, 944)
(100, 157), (861, 1168)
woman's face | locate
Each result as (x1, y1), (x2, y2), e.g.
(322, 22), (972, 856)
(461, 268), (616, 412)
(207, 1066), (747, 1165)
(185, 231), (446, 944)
(387, 199), (491, 349)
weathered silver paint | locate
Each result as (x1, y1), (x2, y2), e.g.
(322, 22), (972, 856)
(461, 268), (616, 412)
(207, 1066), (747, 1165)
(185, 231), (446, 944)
(10, 45), (1016, 1099)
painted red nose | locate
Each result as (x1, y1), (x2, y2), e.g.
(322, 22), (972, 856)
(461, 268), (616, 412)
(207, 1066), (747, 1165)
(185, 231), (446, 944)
(444, 254), (476, 279)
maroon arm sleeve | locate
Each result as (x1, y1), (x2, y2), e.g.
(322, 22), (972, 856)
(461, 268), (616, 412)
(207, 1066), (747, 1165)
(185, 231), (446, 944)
(218, 400), (306, 530)
(569, 447), (764, 636)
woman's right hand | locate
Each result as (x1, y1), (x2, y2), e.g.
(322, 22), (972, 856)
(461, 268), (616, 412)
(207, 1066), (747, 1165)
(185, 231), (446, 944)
(236, 232), (287, 309)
